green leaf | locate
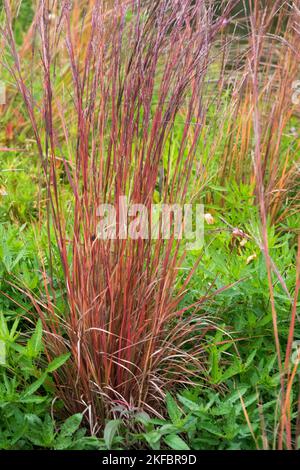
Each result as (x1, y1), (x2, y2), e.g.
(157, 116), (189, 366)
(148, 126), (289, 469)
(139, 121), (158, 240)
(244, 349), (257, 369)
(104, 420), (121, 449)
(177, 395), (200, 412)
(42, 415), (55, 446)
(226, 386), (248, 403)
(135, 411), (152, 431)
(54, 436), (73, 450)
(27, 319), (43, 357)
(60, 414), (83, 438)
(9, 318), (20, 340)
(143, 430), (161, 450)
(21, 395), (48, 404)
(21, 372), (47, 397)
(159, 424), (179, 435)
(166, 393), (182, 424)
(219, 360), (243, 383)
(164, 434), (190, 450)
(46, 353), (70, 372)
(201, 422), (224, 437)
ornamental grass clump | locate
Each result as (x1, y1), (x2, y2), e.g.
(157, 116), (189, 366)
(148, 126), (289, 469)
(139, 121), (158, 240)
(2, 0), (238, 430)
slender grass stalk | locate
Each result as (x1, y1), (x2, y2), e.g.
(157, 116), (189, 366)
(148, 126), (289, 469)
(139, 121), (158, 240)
(248, 1), (300, 449)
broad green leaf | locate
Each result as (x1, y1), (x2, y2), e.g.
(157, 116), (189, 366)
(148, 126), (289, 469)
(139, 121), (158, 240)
(54, 436), (73, 450)
(27, 319), (43, 357)
(177, 395), (200, 412)
(219, 361), (243, 383)
(159, 424), (179, 435)
(201, 422), (224, 437)
(104, 419), (121, 449)
(21, 372), (47, 398)
(46, 353), (70, 372)
(143, 430), (161, 450)
(60, 414), (83, 438)
(226, 386), (248, 403)
(166, 393), (182, 424)
(42, 415), (55, 445)
(21, 395), (48, 404)
(244, 349), (257, 369)
(135, 411), (151, 425)
(164, 434), (190, 450)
